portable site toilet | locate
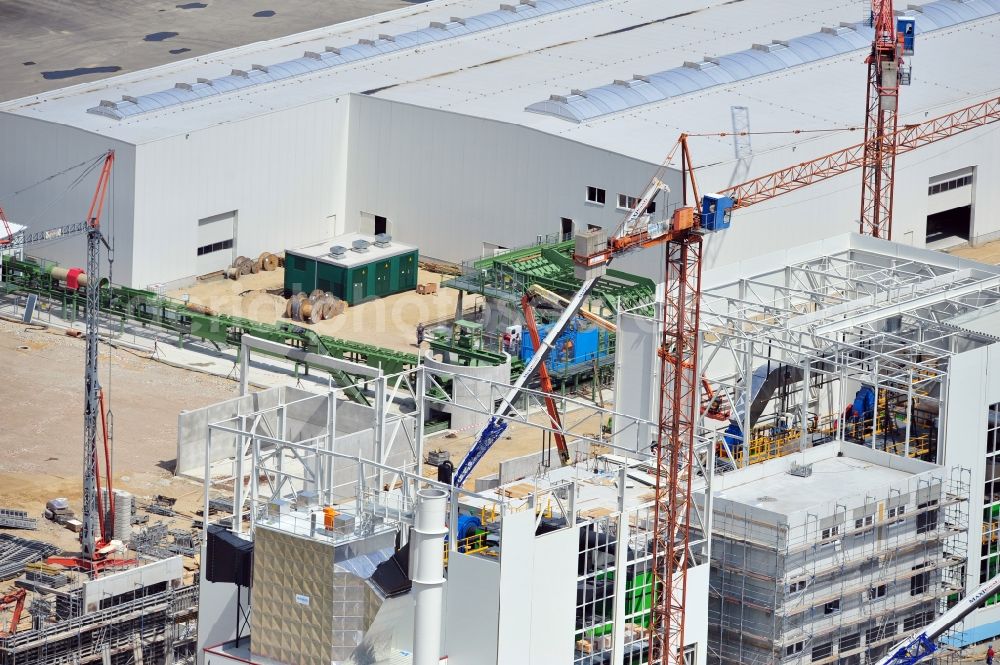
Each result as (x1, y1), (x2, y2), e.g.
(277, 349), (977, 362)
(284, 233), (419, 305)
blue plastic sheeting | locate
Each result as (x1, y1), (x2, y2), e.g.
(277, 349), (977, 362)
(88, 0), (602, 120)
(940, 619), (1000, 647)
(526, 0), (1000, 123)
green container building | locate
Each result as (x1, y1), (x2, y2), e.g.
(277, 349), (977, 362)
(284, 234), (419, 305)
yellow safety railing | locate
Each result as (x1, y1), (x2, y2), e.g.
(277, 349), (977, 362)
(480, 503), (499, 524)
(726, 411), (930, 469)
(443, 531), (491, 566)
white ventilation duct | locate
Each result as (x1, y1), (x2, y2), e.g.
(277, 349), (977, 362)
(411, 488), (447, 665)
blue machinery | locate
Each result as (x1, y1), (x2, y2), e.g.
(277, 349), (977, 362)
(876, 573), (1000, 664)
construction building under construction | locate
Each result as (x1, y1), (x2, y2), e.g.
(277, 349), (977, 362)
(709, 447), (968, 665)
(0, 0), (999, 662)
(0, 556), (197, 665)
(176, 232), (1000, 664)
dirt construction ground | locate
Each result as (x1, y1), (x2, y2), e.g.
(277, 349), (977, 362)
(0, 317), (237, 551)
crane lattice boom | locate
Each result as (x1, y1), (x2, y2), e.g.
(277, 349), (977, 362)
(718, 96), (1000, 210)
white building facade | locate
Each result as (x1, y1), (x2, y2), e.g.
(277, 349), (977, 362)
(0, 0), (998, 288)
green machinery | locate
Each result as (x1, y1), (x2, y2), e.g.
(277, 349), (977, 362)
(445, 238), (656, 318)
(441, 238), (650, 388)
(1, 256), (419, 399)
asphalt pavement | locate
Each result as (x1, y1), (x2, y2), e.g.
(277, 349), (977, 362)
(0, 0), (416, 101)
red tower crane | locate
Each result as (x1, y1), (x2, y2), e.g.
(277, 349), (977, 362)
(451, 91), (1000, 663)
(562, 97), (999, 664)
(28, 150), (135, 573)
(860, 0), (912, 239)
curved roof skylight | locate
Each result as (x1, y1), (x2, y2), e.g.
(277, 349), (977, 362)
(88, 0), (602, 120)
(525, 0), (1000, 123)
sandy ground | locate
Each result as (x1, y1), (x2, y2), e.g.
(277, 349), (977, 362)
(168, 268), (461, 353)
(424, 406), (610, 490)
(949, 237), (1000, 265)
(0, 0), (414, 100)
(0, 317), (238, 551)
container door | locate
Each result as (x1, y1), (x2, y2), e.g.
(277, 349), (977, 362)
(351, 267), (367, 304)
(375, 261), (392, 297)
(399, 253), (417, 291)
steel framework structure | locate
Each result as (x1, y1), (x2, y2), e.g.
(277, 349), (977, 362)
(693, 239), (1000, 473)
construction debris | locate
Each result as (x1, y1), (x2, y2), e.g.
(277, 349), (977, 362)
(129, 522), (200, 560)
(0, 509), (36, 531)
(140, 494), (178, 517)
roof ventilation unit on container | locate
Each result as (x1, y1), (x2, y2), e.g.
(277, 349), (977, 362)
(329, 245), (347, 258)
(374, 233), (392, 248)
(352, 239), (370, 253)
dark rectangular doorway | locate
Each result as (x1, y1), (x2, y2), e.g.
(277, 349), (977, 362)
(561, 218), (573, 241)
(926, 206), (971, 245)
(375, 216), (388, 236)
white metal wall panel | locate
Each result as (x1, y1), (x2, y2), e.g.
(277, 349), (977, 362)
(344, 95), (675, 280)
(614, 310), (660, 452)
(684, 564), (711, 665)
(0, 113), (137, 284)
(529, 525), (579, 665)
(445, 551), (500, 665)
(497, 509), (536, 665)
(128, 97), (350, 288)
(941, 343), (1000, 632)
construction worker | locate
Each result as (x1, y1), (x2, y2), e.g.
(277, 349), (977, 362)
(416, 323), (425, 348)
(987, 643), (995, 665)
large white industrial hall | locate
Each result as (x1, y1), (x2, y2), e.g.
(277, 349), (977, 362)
(1, 0), (999, 288)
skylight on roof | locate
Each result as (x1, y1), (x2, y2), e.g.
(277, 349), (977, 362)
(87, 0), (603, 121)
(525, 0), (1000, 123)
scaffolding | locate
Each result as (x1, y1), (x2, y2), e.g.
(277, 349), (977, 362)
(707, 464), (969, 665)
(0, 583), (197, 665)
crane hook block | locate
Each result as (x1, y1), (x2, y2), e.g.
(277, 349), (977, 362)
(700, 194), (734, 232)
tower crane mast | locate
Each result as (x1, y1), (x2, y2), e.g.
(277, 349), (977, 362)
(4, 150), (126, 571)
(860, 0), (911, 238)
(80, 151), (115, 563)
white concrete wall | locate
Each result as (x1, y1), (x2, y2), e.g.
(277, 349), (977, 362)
(345, 95), (676, 279)
(82, 556), (183, 612)
(0, 113), (136, 282)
